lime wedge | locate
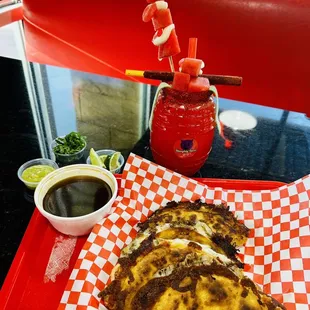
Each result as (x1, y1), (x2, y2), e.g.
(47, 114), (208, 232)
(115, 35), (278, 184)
(89, 148), (106, 168)
(99, 154), (109, 162)
(105, 152), (121, 171)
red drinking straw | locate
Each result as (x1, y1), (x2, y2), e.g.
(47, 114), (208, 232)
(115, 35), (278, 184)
(188, 38), (198, 58)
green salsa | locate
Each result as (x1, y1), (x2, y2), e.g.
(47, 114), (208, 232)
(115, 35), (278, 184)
(22, 165), (55, 183)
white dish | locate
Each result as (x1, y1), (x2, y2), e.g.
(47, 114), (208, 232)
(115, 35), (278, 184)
(34, 164), (118, 236)
(219, 110), (257, 130)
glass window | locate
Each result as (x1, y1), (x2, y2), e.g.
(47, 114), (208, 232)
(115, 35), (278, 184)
(0, 1), (16, 8)
(31, 64), (152, 159)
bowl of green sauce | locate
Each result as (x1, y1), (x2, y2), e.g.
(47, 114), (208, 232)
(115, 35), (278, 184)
(17, 158), (59, 190)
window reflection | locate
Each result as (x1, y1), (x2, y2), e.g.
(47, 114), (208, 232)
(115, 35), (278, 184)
(31, 63), (310, 181)
(45, 66), (77, 135)
(42, 65), (150, 153)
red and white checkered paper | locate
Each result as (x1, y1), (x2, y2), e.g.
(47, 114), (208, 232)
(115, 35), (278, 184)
(59, 153), (310, 310)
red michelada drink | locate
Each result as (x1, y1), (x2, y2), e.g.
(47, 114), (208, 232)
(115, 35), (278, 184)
(142, 1), (216, 175)
(134, 0), (240, 175)
(150, 86), (215, 176)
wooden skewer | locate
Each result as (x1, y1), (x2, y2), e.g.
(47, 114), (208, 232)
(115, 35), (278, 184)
(168, 56), (175, 72)
(126, 70), (242, 86)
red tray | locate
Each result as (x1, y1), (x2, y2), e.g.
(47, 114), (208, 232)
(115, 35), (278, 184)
(0, 177), (285, 310)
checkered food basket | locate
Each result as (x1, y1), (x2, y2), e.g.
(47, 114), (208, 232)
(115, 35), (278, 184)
(59, 154), (310, 310)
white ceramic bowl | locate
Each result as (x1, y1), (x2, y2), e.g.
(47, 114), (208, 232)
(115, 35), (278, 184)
(34, 164), (118, 236)
(17, 158), (59, 190)
(86, 149), (124, 174)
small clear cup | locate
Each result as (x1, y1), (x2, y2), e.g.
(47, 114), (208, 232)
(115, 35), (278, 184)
(17, 158), (59, 190)
(51, 137), (87, 164)
(86, 149), (124, 174)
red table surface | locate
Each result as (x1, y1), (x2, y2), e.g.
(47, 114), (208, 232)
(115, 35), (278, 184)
(0, 177), (285, 310)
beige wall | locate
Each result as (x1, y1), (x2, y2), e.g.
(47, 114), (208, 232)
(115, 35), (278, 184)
(72, 75), (146, 152)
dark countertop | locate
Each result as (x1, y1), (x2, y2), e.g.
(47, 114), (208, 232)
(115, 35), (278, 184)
(1, 57), (310, 288)
(132, 114), (310, 183)
(0, 58), (41, 287)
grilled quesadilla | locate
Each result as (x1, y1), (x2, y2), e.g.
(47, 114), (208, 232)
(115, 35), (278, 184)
(99, 200), (285, 310)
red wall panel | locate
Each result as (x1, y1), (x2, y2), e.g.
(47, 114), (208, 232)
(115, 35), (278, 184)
(22, 0), (310, 114)
(0, 3), (22, 28)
